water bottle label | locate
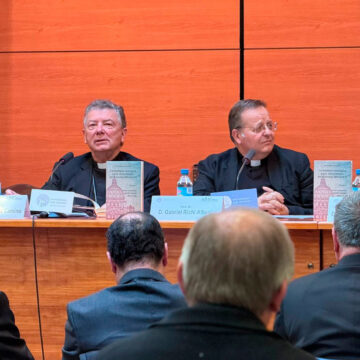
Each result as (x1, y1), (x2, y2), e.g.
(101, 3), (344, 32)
(353, 187), (359, 192)
(177, 187), (193, 196)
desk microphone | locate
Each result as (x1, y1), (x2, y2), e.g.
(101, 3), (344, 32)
(50, 152), (74, 181)
(235, 149), (256, 190)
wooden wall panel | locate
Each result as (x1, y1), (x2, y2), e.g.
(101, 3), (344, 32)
(322, 230), (337, 269)
(289, 229), (320, 278)
(0, 0), (238, 51)
(0, 50), (239, 195)
(0, 228), (41, 359)
(245, 0), (360, 48)
(244, 48), (360, 173)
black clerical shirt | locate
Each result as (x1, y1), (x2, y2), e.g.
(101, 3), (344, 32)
(236, 152), (272, 196)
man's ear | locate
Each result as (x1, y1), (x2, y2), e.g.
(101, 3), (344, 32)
(82, 128), (87, 144)
(332, 227), (340, 261)
(177, 261), (186, 296)
(269, 280), (288, 313)
(232, 129), (242, 145)
(162, 242), (168, 267)
(106, 251), (117, 274)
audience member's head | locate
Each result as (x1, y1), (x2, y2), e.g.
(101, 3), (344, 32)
(178, 208), (294, 322)
(333, 192), (360, 260)
(106, 212), (167, 279)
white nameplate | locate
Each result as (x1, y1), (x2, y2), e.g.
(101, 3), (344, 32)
(150, 196), (223, 221)
(30, 189), (74, 214)
(0, 195), (28, 219)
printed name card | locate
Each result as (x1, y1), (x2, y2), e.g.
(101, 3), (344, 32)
(0, 195), (28, 219)
(30, 189), (74, 214)
(211, 189), (258, 209)
(150, 196), (223, 221)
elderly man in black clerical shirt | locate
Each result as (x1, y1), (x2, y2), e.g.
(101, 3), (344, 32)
(193, 99), (313, 215)
(41, 99), (160, 212)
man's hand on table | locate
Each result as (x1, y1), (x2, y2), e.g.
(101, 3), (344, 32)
(258, 186), (289, 216)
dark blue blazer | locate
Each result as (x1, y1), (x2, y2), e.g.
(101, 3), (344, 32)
(96, 303), (315, 360)
(42, 151), (160, 212)
(274, 253), (360, 359)
(62, 268), (186, 360)
(193, 145), (313, 215)
(0, 291), (34, 360)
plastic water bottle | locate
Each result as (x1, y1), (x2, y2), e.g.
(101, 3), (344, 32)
(352, 169), (360, 191)
(177, 169), (193, 196)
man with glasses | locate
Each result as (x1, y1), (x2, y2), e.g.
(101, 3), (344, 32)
(193, 99), (313, 215)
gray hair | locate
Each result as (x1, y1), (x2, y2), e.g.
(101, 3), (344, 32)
(334, 192), (360, 247)
(83, 99), (126, 128)
(180, 208), (294, 317)
(228, 99), (267, 142)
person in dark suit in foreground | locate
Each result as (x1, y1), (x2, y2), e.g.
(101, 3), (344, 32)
(0, 291), (34, 360)
(193, 99), (313, 215)
(96, 209), (315, 360)
(62, 212), (186, 360)
(274, 192), (360, 359)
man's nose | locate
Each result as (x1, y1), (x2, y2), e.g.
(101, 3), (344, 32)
(95, 123), (105, 133)
(263, 125), (272, 135)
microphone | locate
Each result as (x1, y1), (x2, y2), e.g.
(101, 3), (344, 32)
(50, 152), (74, 181)
(235, 149), (256, 190)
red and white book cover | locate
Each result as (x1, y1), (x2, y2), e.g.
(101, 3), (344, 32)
(313, 160), (352, 221)
(106, 161), (144, 219)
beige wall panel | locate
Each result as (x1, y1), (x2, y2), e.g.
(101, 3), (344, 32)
(0, 0), (239, 51)
(245, 48), (360, 174)
(245, 0), (360, 48)
(0, 50), (239, 194)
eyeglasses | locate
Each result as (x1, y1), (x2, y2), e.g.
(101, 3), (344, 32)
(236, 121), (277, 134)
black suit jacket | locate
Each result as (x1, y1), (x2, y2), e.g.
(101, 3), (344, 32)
(274, 253), (360, 359)
(96, 303), (315, 360)
(193, 145), (313, 215)
(0, 291), (34, 360)
(62, 269), (186, 360)
(42, 151), (160, 212)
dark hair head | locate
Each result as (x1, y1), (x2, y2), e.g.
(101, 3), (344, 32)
(228, 99), (267, 142)
(106, 212), (165, 267)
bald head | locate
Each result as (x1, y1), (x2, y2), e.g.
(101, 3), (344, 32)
(180, 209), (294, 316)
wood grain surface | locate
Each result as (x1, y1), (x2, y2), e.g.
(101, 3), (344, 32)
(245, 0), (360, 48)
(245, 48), (360, 174)
(321, 229), (337, 269)
(0, 0), (238, 52)
(0, 227), (41, 359)
(0, 50), (239, 195)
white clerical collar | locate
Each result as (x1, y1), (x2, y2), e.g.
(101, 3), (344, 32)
(97, 162), (107, 170)
(250, 160), (261, 167)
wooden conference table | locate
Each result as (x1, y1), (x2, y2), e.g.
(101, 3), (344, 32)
(0, 218), (336, 360)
